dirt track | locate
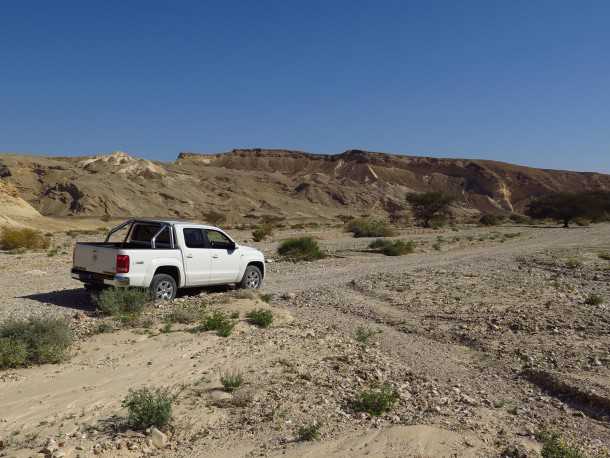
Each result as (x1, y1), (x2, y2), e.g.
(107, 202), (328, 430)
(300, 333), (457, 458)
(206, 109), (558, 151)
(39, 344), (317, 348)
(1, 223), (609, 457)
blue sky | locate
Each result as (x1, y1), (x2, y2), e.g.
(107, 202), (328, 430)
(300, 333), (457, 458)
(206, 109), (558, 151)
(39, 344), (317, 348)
(1, 1), (609, 172)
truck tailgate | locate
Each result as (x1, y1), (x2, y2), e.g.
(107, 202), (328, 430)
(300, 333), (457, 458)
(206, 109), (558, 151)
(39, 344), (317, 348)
(73, 243), (118, 274)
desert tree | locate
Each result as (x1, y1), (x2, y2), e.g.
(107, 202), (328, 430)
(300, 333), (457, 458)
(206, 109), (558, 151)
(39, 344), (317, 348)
(525, 191), (609, 227)
(406, 191), (455, 227)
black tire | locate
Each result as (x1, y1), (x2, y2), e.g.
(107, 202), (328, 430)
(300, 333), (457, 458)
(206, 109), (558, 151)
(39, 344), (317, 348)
(239, 265), (263, 289)
(150, 273), (177, 301)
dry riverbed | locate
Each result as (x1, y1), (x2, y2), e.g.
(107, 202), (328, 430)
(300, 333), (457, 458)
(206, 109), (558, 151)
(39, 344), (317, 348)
(1, 223), (610, 457)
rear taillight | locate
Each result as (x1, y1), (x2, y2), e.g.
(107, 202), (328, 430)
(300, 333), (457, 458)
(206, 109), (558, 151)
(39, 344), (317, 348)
(116, 254), (130, 273)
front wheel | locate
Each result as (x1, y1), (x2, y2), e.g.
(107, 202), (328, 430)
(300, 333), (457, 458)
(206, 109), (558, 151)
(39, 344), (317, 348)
(239, 265), (262, 289)
(150, 273), (177, 301)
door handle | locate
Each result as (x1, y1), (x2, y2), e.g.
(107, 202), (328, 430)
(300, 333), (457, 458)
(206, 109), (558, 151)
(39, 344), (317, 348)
(212, 255), (219, 259)
(186, 254), (193, 258)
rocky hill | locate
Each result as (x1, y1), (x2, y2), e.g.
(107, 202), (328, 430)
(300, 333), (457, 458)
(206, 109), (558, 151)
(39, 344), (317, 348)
(1, 149), (609, 224)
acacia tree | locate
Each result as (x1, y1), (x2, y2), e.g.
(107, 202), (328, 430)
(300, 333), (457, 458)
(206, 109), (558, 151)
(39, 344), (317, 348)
(525, 192), (608, 227)
(406, 191), (455, 227)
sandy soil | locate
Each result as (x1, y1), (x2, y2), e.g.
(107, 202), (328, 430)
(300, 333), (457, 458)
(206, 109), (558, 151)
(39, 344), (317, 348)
(1, 222), (609, 457)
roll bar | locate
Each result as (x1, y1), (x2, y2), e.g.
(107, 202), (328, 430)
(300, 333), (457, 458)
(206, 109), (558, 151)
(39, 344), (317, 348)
(104, 219), (174, 248)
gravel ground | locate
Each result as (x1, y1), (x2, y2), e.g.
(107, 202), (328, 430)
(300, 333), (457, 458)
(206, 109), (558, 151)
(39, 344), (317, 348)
(1, 223), (609, 457)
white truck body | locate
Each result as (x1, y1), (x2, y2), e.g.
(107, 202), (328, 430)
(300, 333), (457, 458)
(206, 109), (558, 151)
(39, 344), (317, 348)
(72, 219), (265, 298)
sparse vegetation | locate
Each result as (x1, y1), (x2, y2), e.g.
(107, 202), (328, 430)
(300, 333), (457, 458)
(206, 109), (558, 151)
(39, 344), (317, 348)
(479, 214), (503, 226)
(0, 227), (50, 251)
(354, 325), (381, 344)
(199, 310), (236, 337)
(565, 258), (583, 269)
(538, 431), (586, 458)
(598, 252), (610, 261)
(94, 287), (150, 323)
(166, 306), (201, 324)
(352, 384), (399, 416)
(509, 213), (532, 225)
(368, 239), (415, 256)
(246, 309), (274, 328)
(406, 192), (455, 228)
(0, 318), (72, 368)
(278, 237), (325, 261)
(220, 371), (243, 392)
(297, 422), (321, 441)
(252, 223), (273, 242)
(346, 218), (395, 238)
(584, 293), (604, 306)
(121, 386), (173, 429)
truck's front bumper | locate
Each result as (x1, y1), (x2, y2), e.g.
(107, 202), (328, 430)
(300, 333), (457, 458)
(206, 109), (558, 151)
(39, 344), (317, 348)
(71, 268), (130, 287)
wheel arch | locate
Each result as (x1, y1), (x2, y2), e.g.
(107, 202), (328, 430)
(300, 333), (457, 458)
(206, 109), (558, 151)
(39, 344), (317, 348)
(153, 265), (181, 287)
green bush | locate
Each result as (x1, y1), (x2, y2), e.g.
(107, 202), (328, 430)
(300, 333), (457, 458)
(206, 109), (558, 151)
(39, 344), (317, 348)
(565, 258), (583, 269)
(0, 337), (28, 368)
(252, 223), (273, 242)
(584, 293), (604, 306)
(199, 310), (236, 337)
(95, 288), (149, 322)
(277, 237), (325, 261)
(0, 227), (50, 251)
(479, 214), (503, 226)
(346, 219), (395, 238)
(122, 387), (173, 429)
(353, 384), (399, 416)
(539, 431), (586, 458)
(246, 309), (274, 328)
(220, 371), (243, 392)
(368, 239), (415, 256)
(297, 423), (321, 441)
(354, 326), (381, 344)
(0, 318), (72, 368)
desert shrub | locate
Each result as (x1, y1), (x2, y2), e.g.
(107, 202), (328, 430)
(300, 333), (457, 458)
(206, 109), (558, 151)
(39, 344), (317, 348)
(166, 306), (201, 324)
(101, 214), (111, 222)
(297, 422), (321, 441)
(220, 371), (243, 392)
(352, 384), (399, 416)
(368, 239), (415, 256)
(199, 310), (236, 337)
(584, 293), (604, 306)
(0, 337), (28, 368)
(95, 288), (149, 322)
(277, 237), (325, 261)
(598, 252), (610, 261)
(246, 309), (274, 328)
(432, 242), (442, 251)
(346, 219), (395, 238)
(203, 210), (226, 226)
(565, 258), (583, 269)
(479, 214), (503, 226)
(0, 318), (72, 368)
(509, 213), (532, 224)
(0, 227), (50, 251)
(406, 192), (455, 227)
(252, 223), (273, 242)
(354, 326), (381, 344)
(122, 387), (173, 429)
(538, 431), (585, 458)
(573, 217), (591, 227)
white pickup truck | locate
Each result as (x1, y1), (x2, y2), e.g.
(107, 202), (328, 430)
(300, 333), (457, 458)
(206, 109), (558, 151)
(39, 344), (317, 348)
(71, 219), (265, 300)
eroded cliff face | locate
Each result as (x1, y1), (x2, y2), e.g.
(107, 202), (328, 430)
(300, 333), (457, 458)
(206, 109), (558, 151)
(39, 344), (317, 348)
(1, 149), (609, 221)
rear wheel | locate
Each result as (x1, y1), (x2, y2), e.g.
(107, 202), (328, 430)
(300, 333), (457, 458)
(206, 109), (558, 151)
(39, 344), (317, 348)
(150, 273), (177, 301)
(239, 265), (262, 289)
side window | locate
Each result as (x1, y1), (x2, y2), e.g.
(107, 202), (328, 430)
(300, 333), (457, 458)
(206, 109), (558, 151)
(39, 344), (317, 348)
(183, 228), (207, 248)
(205, 230), (233, 249)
